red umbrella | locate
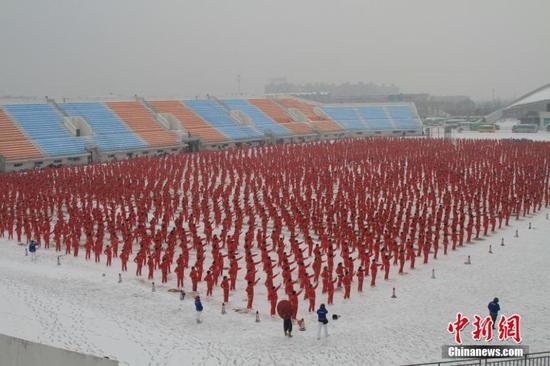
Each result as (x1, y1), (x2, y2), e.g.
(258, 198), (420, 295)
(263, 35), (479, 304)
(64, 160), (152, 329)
(277, 300), (292, 319)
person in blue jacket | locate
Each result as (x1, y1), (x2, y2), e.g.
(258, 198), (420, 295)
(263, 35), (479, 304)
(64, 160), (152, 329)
(316, 304), (329, 340)
(28, 240), (37, 262)
(195, 296), (203, 324)
(488, 297), (500, 329)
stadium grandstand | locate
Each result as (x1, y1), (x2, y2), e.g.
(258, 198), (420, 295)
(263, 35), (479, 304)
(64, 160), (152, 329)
(486, 82), (550, 130)
(0, 97), (423, 172)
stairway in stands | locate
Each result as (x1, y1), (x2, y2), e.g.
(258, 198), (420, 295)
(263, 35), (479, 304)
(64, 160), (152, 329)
(278, 98), (343, 132)
(0, 109), (43, 160)
(223, 100), (291, 137)
(358, 106), (394, 130)
(320, 106), (369, 131)
(106, 102), (179, 147)
(149, 101), (227, 142)
(386, 106), (419, 130)
(60, 102), (149, 151)
(184, 100), (264, 141)
(3, 104), (89, 156)
(248, 99), (313, 135)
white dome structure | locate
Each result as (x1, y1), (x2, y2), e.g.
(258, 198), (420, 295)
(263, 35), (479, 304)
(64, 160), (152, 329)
(486, 83), (550, 130)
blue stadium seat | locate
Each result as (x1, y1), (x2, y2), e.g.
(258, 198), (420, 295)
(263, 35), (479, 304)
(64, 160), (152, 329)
(358, 107), (394, 130)
(184, 100), (264, 140)
(61, 103), (148, 151)
(386, 106), (418, 130)
(321, 107), (367, 130)
(223, 100), (291, 137)
(4, 104), (88, 156)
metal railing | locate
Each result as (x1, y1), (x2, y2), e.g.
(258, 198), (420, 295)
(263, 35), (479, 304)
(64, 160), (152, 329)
(403, 351), (550, 366)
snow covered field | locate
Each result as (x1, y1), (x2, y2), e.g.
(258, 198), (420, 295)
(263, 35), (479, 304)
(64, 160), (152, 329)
(1, 210), (549, 366)
(1, 131), (550, 366)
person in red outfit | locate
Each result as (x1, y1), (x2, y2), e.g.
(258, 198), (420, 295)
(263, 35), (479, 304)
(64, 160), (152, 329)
(306, 283), (318, 312)
(120, 251), (129, 272)
(342, 270), (353, 299)
(246, 278), (261, 309)
(326, 278), (337, 305)
(289, 289), (303, 319)
(190, 266), (199, 292)
(381, 251), (393, 280)
(175, 261), (185, 288)
(356, 266), (365, 292)
(204, 270), (214, 296)
(104, 245), (112, 267)
(147, 254), (155, 280)
(220, 276), (230, 303)
(370, 259), (383, 287)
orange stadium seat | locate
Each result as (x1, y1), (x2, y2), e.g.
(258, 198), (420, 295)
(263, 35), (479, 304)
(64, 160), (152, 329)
(279, 98), (322, 121)
(249, 99), (313, 134)
(283, 122), (313, 135)
(0, 109), (43, 161)
(249, 99), (294, 124)
(309, 120), (343, 132)
(149, 101), (227, 142)
(279, 98), (342, 132)
(106, 102), (179, 147)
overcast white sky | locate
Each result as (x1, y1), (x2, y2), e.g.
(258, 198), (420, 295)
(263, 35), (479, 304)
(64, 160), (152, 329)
(0, 0), (549, 101)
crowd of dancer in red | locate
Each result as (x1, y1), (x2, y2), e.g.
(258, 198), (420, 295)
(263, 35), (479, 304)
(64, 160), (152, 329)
(0, 138), (549, 318)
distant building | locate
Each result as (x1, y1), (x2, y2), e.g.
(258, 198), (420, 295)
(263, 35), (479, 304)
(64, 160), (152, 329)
(264, 80), (482, 117)
(265, 79), (399, 103)
(388, 94), (476, 117)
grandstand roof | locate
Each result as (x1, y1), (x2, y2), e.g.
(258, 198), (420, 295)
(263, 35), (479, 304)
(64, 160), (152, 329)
(507, 83), (550, 109)
(484, 83), (550, 123)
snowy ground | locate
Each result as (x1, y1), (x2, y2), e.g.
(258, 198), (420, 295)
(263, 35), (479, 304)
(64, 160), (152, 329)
(1, 130), (550, 366)
(1, 210), (549, 366)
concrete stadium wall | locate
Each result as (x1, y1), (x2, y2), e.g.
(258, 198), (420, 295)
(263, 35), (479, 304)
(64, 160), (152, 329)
(1, 146), (184, 172)
(0, 334), (119, 366)
(0, 129), (423, 172)
(2, 155), (90, 173)
(98, 145), (184, 162)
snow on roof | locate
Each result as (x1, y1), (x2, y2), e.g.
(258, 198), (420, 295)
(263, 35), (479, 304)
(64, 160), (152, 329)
(508, 83), (550, 108)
